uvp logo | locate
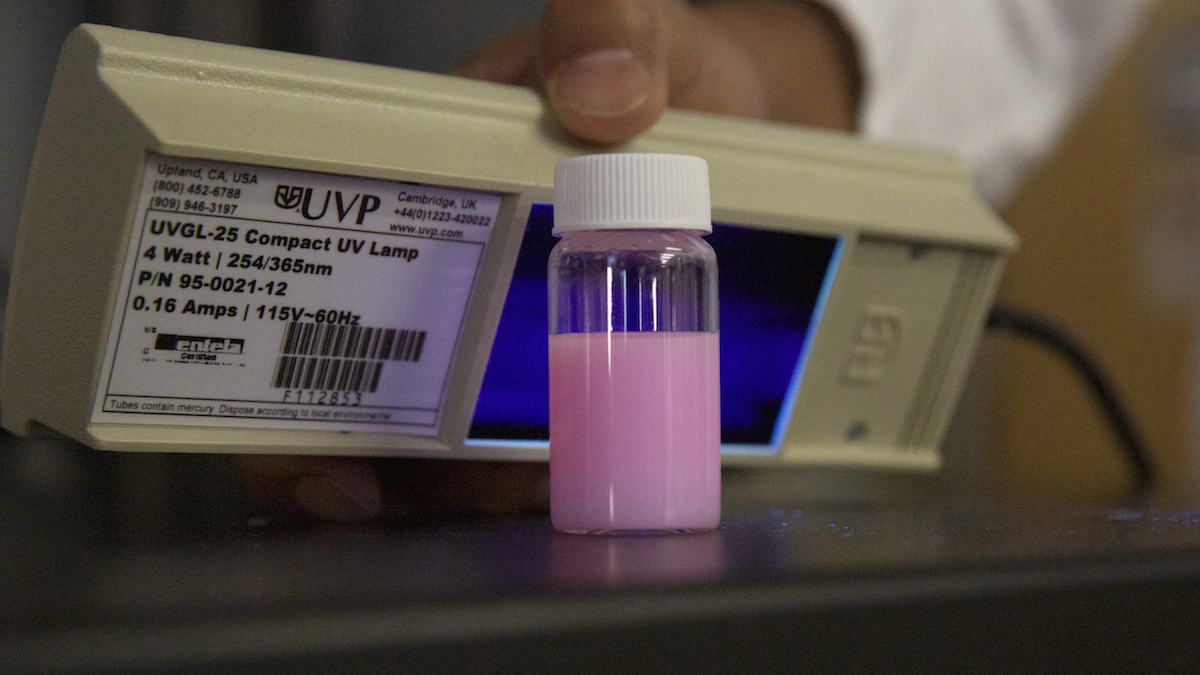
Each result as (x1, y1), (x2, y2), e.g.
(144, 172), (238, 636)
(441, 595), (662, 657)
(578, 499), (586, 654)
(275, 185), (381, 225)
(275, 185), (304, 209)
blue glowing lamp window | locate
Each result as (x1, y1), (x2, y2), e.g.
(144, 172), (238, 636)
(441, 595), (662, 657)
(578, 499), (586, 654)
(469, 203), (841, 453)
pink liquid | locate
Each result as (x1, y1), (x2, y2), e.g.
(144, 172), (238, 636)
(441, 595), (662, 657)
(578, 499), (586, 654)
(549, 331), (720, 534)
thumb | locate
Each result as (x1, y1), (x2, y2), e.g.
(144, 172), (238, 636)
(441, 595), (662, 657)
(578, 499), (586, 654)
(538, 0), (671, 143)
(537, 0), (768, 144)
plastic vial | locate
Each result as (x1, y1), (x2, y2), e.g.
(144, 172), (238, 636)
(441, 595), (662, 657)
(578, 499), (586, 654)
(548, 153), (720, 535)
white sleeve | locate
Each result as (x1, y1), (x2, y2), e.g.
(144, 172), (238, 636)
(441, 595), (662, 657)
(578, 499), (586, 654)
(819, 0), (1150, 206)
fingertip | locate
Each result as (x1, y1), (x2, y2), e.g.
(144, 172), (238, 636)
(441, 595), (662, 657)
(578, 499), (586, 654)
(239, 454), (381, 522)
(536, 0), (671, 144)
(448, 24), (539, 85)
(292, 469), (381, 522)
(545, 48), (666, 143)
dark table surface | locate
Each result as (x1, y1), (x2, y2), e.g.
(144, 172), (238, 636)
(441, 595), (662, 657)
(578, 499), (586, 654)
(3, 432), (1199, 674)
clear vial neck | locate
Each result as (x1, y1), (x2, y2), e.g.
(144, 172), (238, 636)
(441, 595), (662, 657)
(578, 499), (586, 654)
(549, 228), (718, 335)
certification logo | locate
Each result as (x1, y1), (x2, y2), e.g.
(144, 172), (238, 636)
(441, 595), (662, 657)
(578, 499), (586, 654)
(154, 333), (245, 364)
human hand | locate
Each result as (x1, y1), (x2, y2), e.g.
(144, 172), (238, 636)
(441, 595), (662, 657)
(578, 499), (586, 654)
(240, 0), (860, 522)
(451, 0), (860, 143)
(240, 454), (550, 522)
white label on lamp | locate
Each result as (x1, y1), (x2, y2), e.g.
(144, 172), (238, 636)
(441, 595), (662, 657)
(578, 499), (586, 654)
(90, 153), (503, 434)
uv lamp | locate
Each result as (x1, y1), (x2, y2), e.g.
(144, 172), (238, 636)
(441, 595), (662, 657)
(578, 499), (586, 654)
(1, 25), (1015, 470)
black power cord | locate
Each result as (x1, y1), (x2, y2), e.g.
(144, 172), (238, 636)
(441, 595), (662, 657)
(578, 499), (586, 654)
(986, 305), (1155, 496)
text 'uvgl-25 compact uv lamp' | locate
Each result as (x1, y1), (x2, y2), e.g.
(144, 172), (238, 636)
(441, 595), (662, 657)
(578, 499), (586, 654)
(1, 25), (1015, 471)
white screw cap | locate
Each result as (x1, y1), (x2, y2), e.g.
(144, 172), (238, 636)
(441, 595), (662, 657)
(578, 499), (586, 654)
(553, 153), (711, 234)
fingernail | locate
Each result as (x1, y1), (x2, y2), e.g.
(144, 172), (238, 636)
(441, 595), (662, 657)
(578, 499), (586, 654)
(549, 48), (651, 118)
(293, 474), (380, 522)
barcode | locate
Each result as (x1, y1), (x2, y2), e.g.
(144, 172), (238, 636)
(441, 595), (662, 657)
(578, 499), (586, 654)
(271, 322), (426, 392)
